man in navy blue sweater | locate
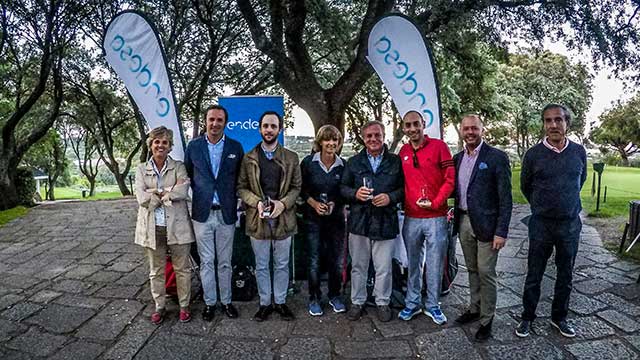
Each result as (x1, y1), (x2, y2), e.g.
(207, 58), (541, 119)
(515, 104), (587, 338)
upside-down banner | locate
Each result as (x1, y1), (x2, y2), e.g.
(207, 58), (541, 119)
(103, 11), (185, 160)
(367, 14), (442, 139)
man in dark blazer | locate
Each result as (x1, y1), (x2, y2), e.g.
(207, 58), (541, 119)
(453, 114), (512, 341)
(184, 104), (244, 321)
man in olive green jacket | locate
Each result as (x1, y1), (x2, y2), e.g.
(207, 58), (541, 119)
(237, 111), (301, 322)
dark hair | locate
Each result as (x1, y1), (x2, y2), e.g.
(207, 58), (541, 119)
(259, 111), (283, 130)
(204, 104), (228, 123)
(541, 103), (571, 127)
(403, 110), (424, 122)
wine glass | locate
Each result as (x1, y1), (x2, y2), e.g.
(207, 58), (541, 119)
(262, 195), (272, 217)
(319, 193), (330, 215)
(362, 177), (373, 200)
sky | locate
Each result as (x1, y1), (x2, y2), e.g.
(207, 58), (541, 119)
(285, 38), (635, 143)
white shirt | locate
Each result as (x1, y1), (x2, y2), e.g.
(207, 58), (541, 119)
(543, 137), (569, 153)
(312, 152), (344, 173)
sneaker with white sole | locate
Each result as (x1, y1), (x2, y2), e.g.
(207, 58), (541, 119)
(329, 297), (346, 313)
(515, 320), (531, 337)
(398, 306), (422, 321)
(550, 319), (575, 337)
(424, 306), (447, 325)
(308, 301), (323, 316)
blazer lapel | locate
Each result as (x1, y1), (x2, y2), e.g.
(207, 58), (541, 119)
(454, 151), (463, 170)
(360, 149), (375, 174)
(217, 138), (232, 179)
(468, 143), (489, 186)
(200, 137), (214, 177)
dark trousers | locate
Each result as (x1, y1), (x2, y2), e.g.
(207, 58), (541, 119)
(305, 215), (346, 301)
(522, 215), (581, 322)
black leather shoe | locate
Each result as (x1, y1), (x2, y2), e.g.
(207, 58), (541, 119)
(455, 311), (480, 324)
(253, 305), (272, 322)
(475, 321), (492, 341)
(222, 303), (239, 318)
(202, 305), (215, 322)
(347, 304), (365, 321)
(274, 303), (295, 321)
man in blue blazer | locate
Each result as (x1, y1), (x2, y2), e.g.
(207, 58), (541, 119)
(184, 104), (244, 321)
(452, 114), (512, 341)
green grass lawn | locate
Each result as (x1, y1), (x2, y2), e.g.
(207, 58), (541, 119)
(512, 165), (640, 217)
(0, 206), (29, 227)
(40, 185), (124, 201)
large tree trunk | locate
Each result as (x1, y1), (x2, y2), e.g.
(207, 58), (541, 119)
(47, 175), (56, 201)
(0, 170), (19, 210)
(114, 173), (131, 196)
(88, 178), (96, 197)
(237, 0), (393, 135)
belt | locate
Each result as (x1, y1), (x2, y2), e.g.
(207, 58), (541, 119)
(458, 209), (468, 215)
(211, 204), (222, 211)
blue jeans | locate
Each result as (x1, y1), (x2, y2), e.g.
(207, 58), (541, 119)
(192, 209), (235, 306)
(251, 237), (291, 306)
(522, 215), (581, 322)
(403, 216), (448, 309)
(306, 216), (346, 301)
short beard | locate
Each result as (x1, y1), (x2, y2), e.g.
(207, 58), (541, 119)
(261, 134), (277, 145)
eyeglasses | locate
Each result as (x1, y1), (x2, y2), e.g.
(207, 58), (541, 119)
(412, 150), (419, 168)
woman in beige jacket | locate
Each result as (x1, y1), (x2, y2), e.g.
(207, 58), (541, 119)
(135, 126), (195, 325)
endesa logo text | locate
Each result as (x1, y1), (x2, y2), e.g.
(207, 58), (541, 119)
(109, 35), (170, 117)
(373, 35), (435, 127)
(226, 118), (259, 131)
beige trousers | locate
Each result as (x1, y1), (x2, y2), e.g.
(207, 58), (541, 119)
(459, 214), (499, 325)
(145, 226), (192, 311)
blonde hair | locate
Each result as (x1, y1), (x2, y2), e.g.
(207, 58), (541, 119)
(312, 125), (343, 154)
(146, 126), (174, 151)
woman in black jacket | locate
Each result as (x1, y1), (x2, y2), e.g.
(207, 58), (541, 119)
(300, 125), (347, 316)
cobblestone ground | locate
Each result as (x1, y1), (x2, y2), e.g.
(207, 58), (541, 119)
(1, 199), (640, 359)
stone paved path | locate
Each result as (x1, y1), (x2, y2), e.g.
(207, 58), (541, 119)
(1, 199), (640, 359)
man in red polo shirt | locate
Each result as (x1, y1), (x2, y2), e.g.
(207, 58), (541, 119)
(397, 110), (455, 324)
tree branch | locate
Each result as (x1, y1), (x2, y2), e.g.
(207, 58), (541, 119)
(327, 0), (394, 113)
(2, 0), (58, 151)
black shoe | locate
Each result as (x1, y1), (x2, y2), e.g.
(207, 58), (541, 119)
(347, 304), (365, 321)
(202, 305), (215, 322)
(253, 305), (273, 322)
(222, 303), (239, 319)
(455, 311), (480, 324)
(475, 321), (492, 341)
(377, 305), (392, 322)
(551, 319), (576, 338)
(274, 303), (295, 321)
(515, 320), (531, 337)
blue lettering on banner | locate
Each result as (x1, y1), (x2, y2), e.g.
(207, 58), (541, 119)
(374, 36), (436, 127)
(109, 34), (170, 118)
